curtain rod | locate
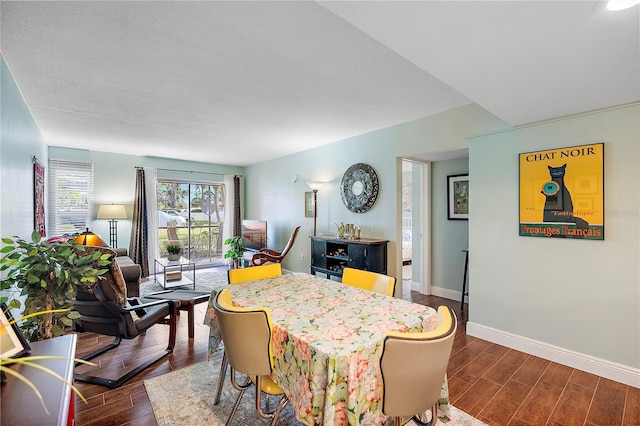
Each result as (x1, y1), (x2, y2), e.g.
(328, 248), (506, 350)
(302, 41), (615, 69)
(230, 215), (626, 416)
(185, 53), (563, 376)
(135, 166), (242, 177)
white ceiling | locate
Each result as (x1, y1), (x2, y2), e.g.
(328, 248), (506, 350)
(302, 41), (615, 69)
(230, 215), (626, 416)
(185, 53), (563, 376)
(1, 1), (638, 166)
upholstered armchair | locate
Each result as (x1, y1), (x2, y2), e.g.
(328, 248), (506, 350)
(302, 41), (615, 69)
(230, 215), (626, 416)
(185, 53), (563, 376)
(112, 247), (142, 297)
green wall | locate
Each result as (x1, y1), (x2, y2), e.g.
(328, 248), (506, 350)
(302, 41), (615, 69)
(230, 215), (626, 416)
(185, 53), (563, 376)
(468, 103), (640, 384)
(0, 55), (48, 304)
(1, 55), (48, 241)
(431, 157), (469, 297)
(244, 104), (507, 282)
(7, 50), (635, 384)
(47, 147), (244, 250)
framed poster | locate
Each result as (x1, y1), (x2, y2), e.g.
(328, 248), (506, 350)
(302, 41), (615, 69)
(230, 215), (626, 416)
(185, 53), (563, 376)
(447, 174), (469, 220)
(304, 191), (315, 218)
(33, 156), (46, 237)
(1, 303), (31, 359)
(519, 143), (604, 240)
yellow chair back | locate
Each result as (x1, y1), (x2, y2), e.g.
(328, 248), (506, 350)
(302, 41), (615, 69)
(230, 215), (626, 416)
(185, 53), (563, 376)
(380, 305), (457, 421)
(212, 288), (289, 422)
(213, 288), (277, 372)
(342, 267), (396, 297)
(227, 263), (282, 284)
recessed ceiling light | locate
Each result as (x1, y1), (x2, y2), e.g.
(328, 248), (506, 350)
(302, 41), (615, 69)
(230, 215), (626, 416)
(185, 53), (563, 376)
(607, 0), (640, 11)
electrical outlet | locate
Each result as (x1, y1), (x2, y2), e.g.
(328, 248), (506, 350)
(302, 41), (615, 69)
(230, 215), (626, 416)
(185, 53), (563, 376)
(300, 253), (304, 261)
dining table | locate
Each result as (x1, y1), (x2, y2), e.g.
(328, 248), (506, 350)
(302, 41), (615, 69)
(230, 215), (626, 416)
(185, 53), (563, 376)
(203, 272), (451, 426)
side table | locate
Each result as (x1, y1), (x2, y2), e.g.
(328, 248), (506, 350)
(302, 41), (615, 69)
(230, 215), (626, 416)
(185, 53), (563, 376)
(154, 256), (196, 290)
(1, 334), (77, 426)
(146, 290), (210, 338)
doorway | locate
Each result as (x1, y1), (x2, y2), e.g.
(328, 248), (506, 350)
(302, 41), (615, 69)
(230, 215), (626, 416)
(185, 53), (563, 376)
(401, 159), (429, 295)
(401, 148), (469, 302)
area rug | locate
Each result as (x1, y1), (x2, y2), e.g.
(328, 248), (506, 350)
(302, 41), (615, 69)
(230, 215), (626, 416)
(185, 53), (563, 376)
(140, 270), (229, 295)
(145, 354), (486, 426)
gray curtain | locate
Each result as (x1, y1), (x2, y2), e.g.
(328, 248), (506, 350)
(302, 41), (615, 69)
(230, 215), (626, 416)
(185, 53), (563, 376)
(130, 168), (150, 277)
(233, 175), (241, 237)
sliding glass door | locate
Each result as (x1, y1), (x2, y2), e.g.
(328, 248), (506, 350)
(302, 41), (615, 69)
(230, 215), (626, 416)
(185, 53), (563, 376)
(157, 180), (225, 267)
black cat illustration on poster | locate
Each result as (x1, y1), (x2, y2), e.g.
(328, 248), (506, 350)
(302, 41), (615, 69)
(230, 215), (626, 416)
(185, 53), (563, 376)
(541, 164), (589, 231)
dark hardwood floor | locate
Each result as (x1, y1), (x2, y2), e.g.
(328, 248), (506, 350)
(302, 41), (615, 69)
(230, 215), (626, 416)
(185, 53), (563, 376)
(70, 281), (639, 426)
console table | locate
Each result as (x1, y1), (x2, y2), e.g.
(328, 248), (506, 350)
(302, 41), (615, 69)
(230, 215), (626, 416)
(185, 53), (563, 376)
(1, 334), (77, 426)
(310, 236), (388, 279)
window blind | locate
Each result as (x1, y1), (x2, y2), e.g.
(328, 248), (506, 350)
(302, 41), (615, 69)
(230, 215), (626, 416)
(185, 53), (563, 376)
(48, 160), (94, 236)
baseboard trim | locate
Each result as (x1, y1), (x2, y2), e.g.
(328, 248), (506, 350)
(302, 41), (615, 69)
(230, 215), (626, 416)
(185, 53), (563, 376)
(467, 322), (640, 388)
(431, 285), (466, 303)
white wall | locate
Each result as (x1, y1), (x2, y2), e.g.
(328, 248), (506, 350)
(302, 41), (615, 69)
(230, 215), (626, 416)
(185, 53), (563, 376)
(467, 103), (640, 387)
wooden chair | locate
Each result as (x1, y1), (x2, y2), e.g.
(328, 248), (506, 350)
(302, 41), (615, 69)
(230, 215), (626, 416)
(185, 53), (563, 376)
(213, 289), (289, 425)
(72, 247), (178, 389)
(250, 226), (301, 266)
(166, 223), (183, 252)
(380, 306), (457, 426)
(342, 267), (397, 297)
(214, 262), (284, 404)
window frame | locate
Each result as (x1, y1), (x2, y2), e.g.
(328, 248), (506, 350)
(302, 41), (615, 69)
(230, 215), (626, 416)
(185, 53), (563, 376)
(48, 160), (94, 236)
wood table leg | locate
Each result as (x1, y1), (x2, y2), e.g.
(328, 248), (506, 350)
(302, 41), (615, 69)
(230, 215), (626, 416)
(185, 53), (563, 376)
(186, 302), (195, 338)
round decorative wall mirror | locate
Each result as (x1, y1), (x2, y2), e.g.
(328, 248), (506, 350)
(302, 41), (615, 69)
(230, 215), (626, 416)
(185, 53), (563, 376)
(340, 163), (379, 213)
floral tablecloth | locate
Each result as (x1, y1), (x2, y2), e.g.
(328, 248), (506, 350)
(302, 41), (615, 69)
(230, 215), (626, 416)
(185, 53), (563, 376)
(204, 273), (450, 425)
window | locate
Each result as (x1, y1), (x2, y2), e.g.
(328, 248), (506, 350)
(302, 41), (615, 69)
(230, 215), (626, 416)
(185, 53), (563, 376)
(49, 160), (94, 235)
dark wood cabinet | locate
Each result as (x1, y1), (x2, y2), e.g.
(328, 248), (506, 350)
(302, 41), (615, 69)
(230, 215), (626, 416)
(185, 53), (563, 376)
(310, 236), (388, 279)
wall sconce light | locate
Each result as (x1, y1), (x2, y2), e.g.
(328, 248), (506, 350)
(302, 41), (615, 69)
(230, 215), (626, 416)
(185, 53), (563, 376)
(307, 182), (324, 236)
(97, 204), (127, 247)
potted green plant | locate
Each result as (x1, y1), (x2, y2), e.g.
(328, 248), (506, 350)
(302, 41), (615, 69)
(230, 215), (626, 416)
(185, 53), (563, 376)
(166, 243), (182, 261)
(223, 236), (246, 268)
(0, 230), (112, 341)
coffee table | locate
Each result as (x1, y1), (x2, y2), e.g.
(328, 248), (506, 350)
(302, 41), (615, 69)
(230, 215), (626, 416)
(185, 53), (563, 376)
(145, 289), (210, 338)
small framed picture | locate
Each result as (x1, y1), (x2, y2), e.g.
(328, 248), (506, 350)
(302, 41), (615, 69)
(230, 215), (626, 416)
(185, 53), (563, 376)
(304, 191), (315, 218)
(447, 174), (469, 220)
(1, 303), (31, 358)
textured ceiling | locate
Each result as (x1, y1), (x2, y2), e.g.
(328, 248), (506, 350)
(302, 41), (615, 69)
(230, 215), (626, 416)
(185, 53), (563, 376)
(1, 1), (638, 166)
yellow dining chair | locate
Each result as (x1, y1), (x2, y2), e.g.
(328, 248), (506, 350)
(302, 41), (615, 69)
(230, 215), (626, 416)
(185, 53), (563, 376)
(341, 267), (396, 297)
(227, 262), (282, 284)
(213, 289), (290, 426)
(380, 305), (457, 426)
(215, 262), (284, 403)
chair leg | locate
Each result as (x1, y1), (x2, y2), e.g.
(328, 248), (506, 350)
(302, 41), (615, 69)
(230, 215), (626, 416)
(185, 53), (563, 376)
(76, 335), (122, 364)
(268, 395), (290, 426)
(254, 376), (289, 423)
(75, 348), (172, 389)
(226, 370), (253, 426)
(214, 352), (228, 405)
(74, 308), (178, 389)
(165, 305), (177, 351)
(225, 385), (249, 426)
(412, 403), (438, 426)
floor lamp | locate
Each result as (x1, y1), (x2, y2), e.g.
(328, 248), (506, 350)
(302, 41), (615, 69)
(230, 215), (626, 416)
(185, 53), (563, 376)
(307, 182), (323, 236)
(97, 204), (127, 247)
